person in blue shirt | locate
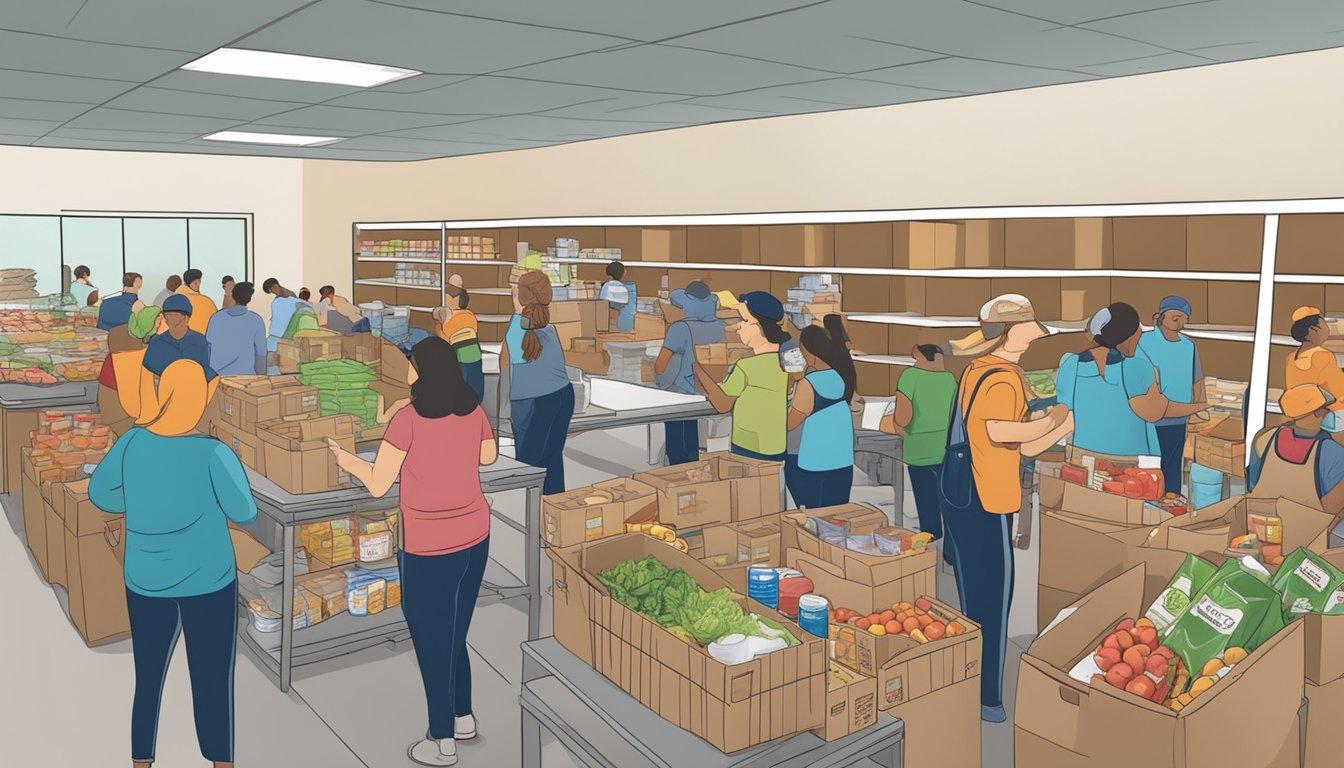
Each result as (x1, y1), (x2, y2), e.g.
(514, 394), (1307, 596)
(785, 314), (857, 508)
(1057, 303), (1199, 459)
(89, 359), (254, 768)
(654, 282), (724, 464)
(1136, 296), (1209, 494)
(206, 281), (267, 376)
(70, 264), (98, 307)
(97, 272), (143, 331)
(262, 277), (300, 353)
(502, 270), (574, 494)
(599, 261), (637, 333)
(143, 294), (216, 380)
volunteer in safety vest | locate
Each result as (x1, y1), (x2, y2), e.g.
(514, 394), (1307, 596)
(1248, 384), (1344, 522)
(1286, 306), (1344, 440)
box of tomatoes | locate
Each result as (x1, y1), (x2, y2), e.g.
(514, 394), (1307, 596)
(828, 595), (982, 710)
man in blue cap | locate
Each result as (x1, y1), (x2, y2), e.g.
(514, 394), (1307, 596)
(143, 294), (216, 380)
(1137, 295), (1207, 495)
(654, 281), (724, 464)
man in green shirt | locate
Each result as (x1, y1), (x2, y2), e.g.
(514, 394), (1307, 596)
(883, 344), (957, 565)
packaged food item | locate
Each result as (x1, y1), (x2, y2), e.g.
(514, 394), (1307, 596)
(811, 515), (851, 546)
(1145, 553), (1217, 633)
(1268, 547), (1344, 619)
(1248, 514), (1283, 545)
(1163, 557), (1281, 675)
(845, 534), (880, 555)
(872, 527), (910, 555)
(776, 576), (813, 618)
(1225, 533), (1260, 557)
(747, 566), (779, 610)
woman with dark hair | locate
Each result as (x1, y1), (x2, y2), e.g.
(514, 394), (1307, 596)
(1056, 302), (1186, 457)
(883, 343), (957, 564)
(600, 260), (637, 332)
(694, 291), (791, 461)
(71, 264), (99, 306)
(328, 336), (497, 767)
(434, 274), (485, 404)
(501, 270), (574, 494)
(784, 314), (857, 507)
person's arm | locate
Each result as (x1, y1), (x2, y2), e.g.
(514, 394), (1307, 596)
(209, 444), (258, 525)
(787, 379), (814, 431)
(1322, 356), (1344, 405)
(1125, 360), (1171, 423)
(329, 438), (406, 498)
(479, 410), (498, 465)
(982, 378), (1062, 444)
(695, 361), (740, 414)
(88, 433), (131, 515)
(1021, 411), (1075, 457)
(655, 348), (674, 376)
(884, 391), (915, 435)
(376, 394), (411, 424)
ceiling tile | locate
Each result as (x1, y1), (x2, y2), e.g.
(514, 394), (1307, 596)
(0, 70), (139, 103)
(0, 117), (62, 137)
(0, 134), (37, 146)
(1075, 50), (1210, 77)
(506, 45), (833, 96)
(105, 87), (306, 120)
(47, 126), (203, 143)
(377, 1), (815, 42)
(249, 104), (481, 133)
(329, 76), (634, 116)
(971, 1), (1213, 27)
(1083, 0), (1344, 59)
(0, 98), (96, 122)
(148, 70), (361, 103)
(60, 1), (315, 53)
(237, 0), (623, 76)
(576, 100), (768, 124)
(63, 107), (242, 134)
(424, 114), (685, 143)
(691, 78), (964, 113)
(862, 57), (1094, 92)
(0, 30), (193, 81)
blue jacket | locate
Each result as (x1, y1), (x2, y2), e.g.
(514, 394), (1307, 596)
(143, 329), (215, 379)
(207, 305), (267, 375)
(97, 292), (138, 331)
(89, 428), (257, 598)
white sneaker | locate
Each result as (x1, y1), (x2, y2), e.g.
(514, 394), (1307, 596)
(408, 736), (457, 766)
(455, 714), (478, 741)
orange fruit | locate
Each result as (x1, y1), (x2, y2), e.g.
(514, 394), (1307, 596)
(924, 622), (946, 641)
(885, 620), (902, 635)
(855, 617), (871, 630)
(917, 614), (933, 628)
(895, 611), (910, 624)
(903, 617), (920, 634)
(880, 610), (896, 624)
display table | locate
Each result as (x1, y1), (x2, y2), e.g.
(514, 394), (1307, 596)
(0, 382), (99, 494)
(240, 455), (547, 692)
(520, 638), (905, 768)
(855, 429), (905, 521)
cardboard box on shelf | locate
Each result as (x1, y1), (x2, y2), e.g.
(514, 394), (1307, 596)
(1192, 415), (1246, 477)
(1186, 215), (1264, 272)
(255, 414), (357, 494)
(276, 332), (342, 374)
(834, 222), (894, 269)
(59, 479), (130, 645)
(924, 276), (992, 318)
(1005, 218), (1113, 269)
(1016, 565), (1304, 768)
(687, 225), (758, 264)
(1274, 213), (1344, 275)
(216, 375), (319, 433)
(813, 662), (878, 742)
(297, 570), (350, 620)
(1205, 280), (1259, 327)
(604, 226), (687, 262)
(633, 452), (781, 528)
(1059, 277), (1111, 322)
(1112, 216), (1187, 270)
(760, 224), (833, 267)
(541, 477), (658, 547)
(546, 534), (826, 753)
(212, 419), (266, 474)
(957, 219), (1006, 268)
(894, 221), (959, 269)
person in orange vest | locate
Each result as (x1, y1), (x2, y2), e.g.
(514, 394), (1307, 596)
(1286, 306), (1344, 437)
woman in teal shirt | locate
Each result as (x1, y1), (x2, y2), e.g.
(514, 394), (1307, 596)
(90, 359), (255, 768)
(502, 271), (574, 494)
(785, 315), (857, 507)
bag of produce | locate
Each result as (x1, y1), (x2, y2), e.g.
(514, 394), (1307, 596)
(1146, 553), (1217, 633)
(1268, 547), (1344, 619)
(1163, 557), (1281, 676)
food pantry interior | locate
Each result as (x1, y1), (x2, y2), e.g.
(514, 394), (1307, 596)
(5, 3), (1344, 768)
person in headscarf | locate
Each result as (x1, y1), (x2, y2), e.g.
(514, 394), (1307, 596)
(89, 359), (251, 768)
(653, 281), (723, 464)
(501, 270), (574, 494)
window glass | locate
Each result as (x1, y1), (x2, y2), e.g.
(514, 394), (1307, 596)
(123, 218), (188, 307)
(189, 218), (247, 307)
(0, 216), (62, 300)
(62, 217), (124, 305)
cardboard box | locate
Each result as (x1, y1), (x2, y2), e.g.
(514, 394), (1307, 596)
(813, 662), (878, 742)
(834, 222), (894, 269)
(604, 226), (687, 262)
(1036, 473), (1170, 528)
(633, 452), (781, 529)
(43, 481), (68, 588)
(1112, 216), (1187, 270)
(1205, 280), (1259, 327)
(1305, 677), (1344, 768)
(216, 375), (319, 432)
(341, 332), (382, 365)
(830, 597), (981, 695)
(20, 467), (55, 583)
(1303, 549), (1344, 685)
(760, 224), (833, 267)
(546, 534), (827, 753)
(1274, 214), (1344, 275)
(542, 477), (658, 547)
(922, 276), (993, 318)
(697, 515), (782, 591)
(256, 414), (357, 494)
(59, 479), (130, 645)
(1192, 415), (1246, 477)
(1016, 565), (1304, 768)
(212, 419), (266, 474)
(1, 408), (39, 494)
(564, 348), (610, 376)
(1187, 215), (1264, 272)
(1005, 218), (1113, 269)
(957, 219), (1006, 267)
(891, 676), (982, 768)
(687, 225), (758, 264)
(552, 299), (609, 339)
(276, 332), (342, 374)
(782, 512), (937, 614)
(895, 221), (959, 269)
(632, 311), (664, 341)
(380, 340), (412, 386)
(1059, 277), (1111, 322)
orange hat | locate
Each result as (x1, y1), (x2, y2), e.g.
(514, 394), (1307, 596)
(1280, 384), (1335, 419)
(1292, 306), (1323, 323)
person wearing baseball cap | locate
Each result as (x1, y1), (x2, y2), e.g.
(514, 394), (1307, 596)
(1247, 384), (1344, 519)
(142, 293), (215, 380)
(695, 290), (792, 461)
(1286, 306), (1344, 436)
(655, 282), (724, 464)
(947, 293), (1073, 723)
(1136, 296), (1209, 494)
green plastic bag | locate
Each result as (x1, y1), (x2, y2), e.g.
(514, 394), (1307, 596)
(1147, 553), (1218, 634)
(1269, 547), (1344, 619)
(1163, 557), (1281, 676)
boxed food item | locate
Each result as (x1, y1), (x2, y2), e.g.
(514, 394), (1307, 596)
(546, 534), (826, 753)
(1192, 415), (1246, 477)
(782, 507), (937, 614)
(255, 414), (357, 495)
(297, 570), (351, 621)
(211, 419), (266, 474)
(698, 515), (783, 592)
(633, 452), (781, 528)
(813, 662), (877, 742)
(216, 375), (319, 432)
(276, 331), (343, 374)
(541, 477), (658, 547)
(301, 517), (355, 567)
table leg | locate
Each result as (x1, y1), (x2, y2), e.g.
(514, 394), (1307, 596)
(646, 423), (661, 466)
(526, 482), (542, 640)
(521, 707), (543, 768)
(870, 736), (904, 768)
(892, 442), (905, 521)
(279, 523), (295, 693)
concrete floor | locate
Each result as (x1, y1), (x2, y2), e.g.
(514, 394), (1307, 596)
(1, 424), (1040, 767)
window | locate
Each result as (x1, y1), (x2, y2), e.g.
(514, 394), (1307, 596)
(62, 218), (123, 301)
(189, 218), (247, 307)
(0, 216), (61, 298)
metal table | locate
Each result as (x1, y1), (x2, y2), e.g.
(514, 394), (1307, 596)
(521, 638), (904, 768)
(0, 381), (100, 409)
(855, 429), (905, 521)
(240, 455), (547, 692)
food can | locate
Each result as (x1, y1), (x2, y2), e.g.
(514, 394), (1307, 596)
(747, 566), (779, 609)
(797, 594), (830, 637)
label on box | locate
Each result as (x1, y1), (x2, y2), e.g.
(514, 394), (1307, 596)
(585, 512), (604, 541)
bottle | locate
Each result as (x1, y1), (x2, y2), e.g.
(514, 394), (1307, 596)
(747, 566), (780, 609)
(796, 594), (830, 637)
(779, 338), (806, 374)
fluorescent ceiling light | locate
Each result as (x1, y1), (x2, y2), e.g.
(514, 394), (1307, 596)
(181, 48), (420, 88)
(203, 130), (343, 147)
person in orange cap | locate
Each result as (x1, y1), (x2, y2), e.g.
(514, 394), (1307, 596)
(1248, 384), (1344, 521)
(1286, 307), (1344, 434)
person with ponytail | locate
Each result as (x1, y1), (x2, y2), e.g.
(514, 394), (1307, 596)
(501, 270), (574, 494)
(783, 314), (858, 507)
(694, 291), (791, 461)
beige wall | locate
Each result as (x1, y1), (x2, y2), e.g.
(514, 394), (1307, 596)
(0, 145), (303, 322)
(303, 47), (1344, 295)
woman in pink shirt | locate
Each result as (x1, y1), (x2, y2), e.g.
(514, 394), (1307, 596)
(328, 336), (497, 767)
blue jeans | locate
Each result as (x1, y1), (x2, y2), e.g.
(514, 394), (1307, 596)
(784, 456), (853, 509)
(908, 464), (954, 565)
(664, 420), (700, 465)
(730, 444), (785, 462)
(460, 358), (485, 406)
(126, 580), (238, 763)
(942, 482), (1014, 710)
(401, 538), (490, 741)
(513, 384), (575, 495)
(1155, 423), (1187, 495)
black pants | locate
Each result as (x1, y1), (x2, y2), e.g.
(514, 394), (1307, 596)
(664, 420), (700, 465)
(401, 538), (491, 741)
(942, 483), (1015, 710)
(908, 464), (955, 566)
(126, 580), (238, 763)
(1155, 423), (1187, 495)
(513, 384), (575, 495)
(783, 456), (853, 509)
